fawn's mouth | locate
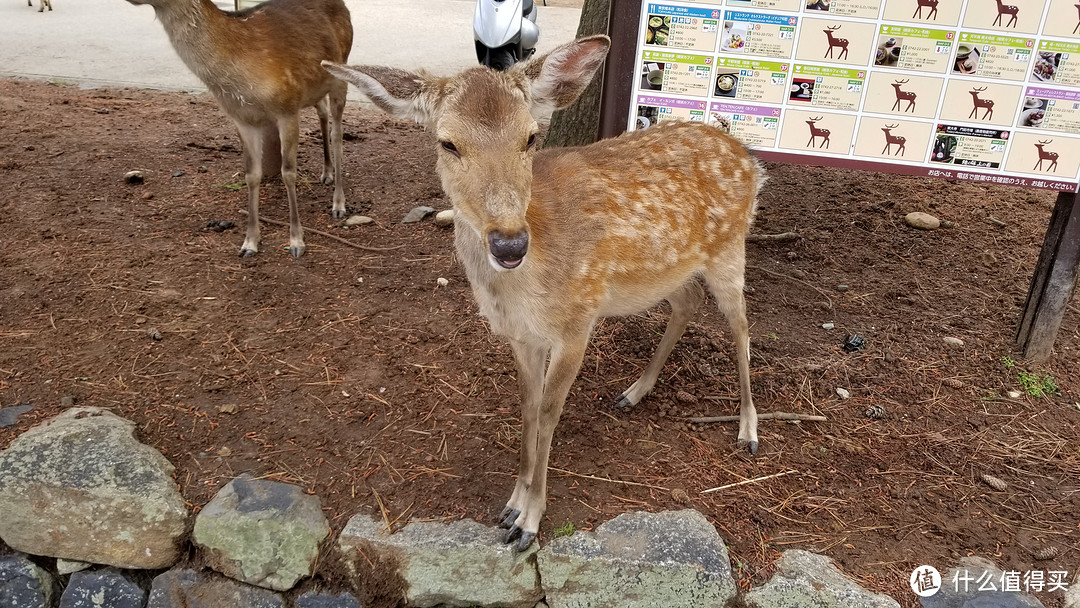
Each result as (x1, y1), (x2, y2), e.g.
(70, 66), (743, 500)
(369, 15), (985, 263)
(491, 255), (523, 270)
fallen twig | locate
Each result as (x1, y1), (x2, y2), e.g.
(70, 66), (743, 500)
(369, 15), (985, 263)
(689, 412), (827, 423)
(748, 231), (800, 243)
(548, 467), (671, 491)
(748, 264), (833, 309)
(238, 210), (405, 252)
(702, 470), (796, 494)
(987, 216), (1007, 228)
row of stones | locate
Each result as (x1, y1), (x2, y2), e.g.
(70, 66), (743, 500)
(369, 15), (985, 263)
(0, 406), (1061, 608)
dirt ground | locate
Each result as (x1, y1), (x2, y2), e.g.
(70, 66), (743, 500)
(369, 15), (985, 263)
(1, 78), (1079, 607)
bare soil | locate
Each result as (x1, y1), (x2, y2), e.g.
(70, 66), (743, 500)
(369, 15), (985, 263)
(1, 78), (1079, 607)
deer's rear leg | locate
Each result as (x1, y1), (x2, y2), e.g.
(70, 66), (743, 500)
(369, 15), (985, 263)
(704, 256), (758, 454)
(325, 83), (348, 218)
(235, 122), (265, 257)
(277, 114), (305, 258)
(616, 281), (705, 408)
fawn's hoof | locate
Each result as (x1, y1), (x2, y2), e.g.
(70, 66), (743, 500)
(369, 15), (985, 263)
(239, 247), (257, 258)
(331, 208), (348, 219)
(289, 245), (305, 259)
(503, 525), (536, 552)
(737, 438), (759, 455)
(614, 395), (635, 409)
(498, 507), (520, 529)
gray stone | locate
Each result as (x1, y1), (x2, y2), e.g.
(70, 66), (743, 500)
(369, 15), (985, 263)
(836, 387), (852, 399)
(344, 215), (373, 226)
(193, 473), (329, 591)
(943, 337), (965, 348)
(0, 553), (58, 608)
(60, 568), (146, 608)
(920, 556), (1044, 608)
(537, 509), (736, 608)
(0, 407), (188, 569)
(55, 559), (91, 576)
(402, 206), (436, 223)
(0, 404), (34, 428)
(147, 568), (285, 608)
(1064, 570), (1079, 608)
(434, 209), (456, 227)
(745, 550), (899, 608)
(123, 171), (144, 184)
(906, 211), (941, 230)
(338, 513), (540, 608)
(295, 590), (361, 608)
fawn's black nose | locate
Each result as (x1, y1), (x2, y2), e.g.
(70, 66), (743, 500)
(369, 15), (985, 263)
(488, 230), (529, 269)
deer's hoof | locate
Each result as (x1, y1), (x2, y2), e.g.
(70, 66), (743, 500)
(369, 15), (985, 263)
(239, 248), (257, 258)
(614, 395), (635, 409)
(504, 525), (536, 551)
(498, 507), (520, 529)
(289, 245), (305, 259)
(737, 438), (759, 455)
(331, 207), (347, 219)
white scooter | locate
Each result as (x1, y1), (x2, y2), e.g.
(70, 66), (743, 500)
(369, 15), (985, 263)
(474, 0), (540, 71)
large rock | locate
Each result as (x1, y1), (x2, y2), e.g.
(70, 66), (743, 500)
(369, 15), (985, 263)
(0, 553), (59, 608)
(147, 568), (285, 608)
(338, 513), (541, 608)
(921, 556), (1044, 608)
(0, 407), (188, 568)
(536, 509), (737, 608)
(193, 474), (329, 591)
(745, 550), (899, 608)
(59, 568), (146, 608)
(295, 590), (361, 608)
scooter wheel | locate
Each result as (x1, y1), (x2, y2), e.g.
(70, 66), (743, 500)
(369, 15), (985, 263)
(486, 48), (517, 71)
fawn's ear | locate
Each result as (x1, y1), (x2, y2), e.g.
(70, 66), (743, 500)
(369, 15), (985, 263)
(321, 62), (443, 128)
(515, 35), (611, 118)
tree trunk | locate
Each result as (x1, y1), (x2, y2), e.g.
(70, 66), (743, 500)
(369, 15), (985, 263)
(542, 0), (610, 149)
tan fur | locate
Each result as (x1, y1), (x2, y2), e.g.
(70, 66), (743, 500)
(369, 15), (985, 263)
(324, 36), (764, 548)
(127, 0), (353, 257)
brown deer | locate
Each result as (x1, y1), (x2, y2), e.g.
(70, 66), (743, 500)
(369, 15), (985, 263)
(805, 116), (831, 148)
(912, 0), (938, 19)
(125, 0), (353, 258)
(890, 79), (917, 112)
(322, 36), (764, 550)
(1034, 140), (1059, 171)
(881, 124), (906, 156)
(994, 0), (1019, 27)
(29, 0), (52, 12)
(968, 87), (994, 120)
(823, 26), (849, 61)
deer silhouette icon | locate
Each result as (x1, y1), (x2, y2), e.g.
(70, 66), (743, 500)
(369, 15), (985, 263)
(823, 26), (849, 61)
(993, 0), (1019, 27)
(968, 87), (994, 120)
(806, 116), (831, 149)
(1034, 140), (1059, 172)
(890, 79), (917, 112)
(881, 124), (906, 156)
(913, 0), (939, 20)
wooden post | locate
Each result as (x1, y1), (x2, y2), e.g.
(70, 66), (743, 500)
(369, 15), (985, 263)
(597, 0), (641, 139)
(1016, 190), (1080, 361)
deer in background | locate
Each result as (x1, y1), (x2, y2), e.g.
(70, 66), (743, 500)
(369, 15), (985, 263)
(125, 0), (353, 258)
(881, 124), (906, 156)
(968, 87), (994, 120)
(323, 35), (763, 550)
(890, 79), (917, 112)
(994, 0), (1019, 27)
(806, 116), (831, 148)
(29, 0), (52, 12)
(823, 26), (849, 61)
(912, 0), (938, 19)
(1034, 140), (1059, 171)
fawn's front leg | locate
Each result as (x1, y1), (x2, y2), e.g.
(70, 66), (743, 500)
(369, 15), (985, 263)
(501, 335), (588, 551)
(234, 122), (264, 258)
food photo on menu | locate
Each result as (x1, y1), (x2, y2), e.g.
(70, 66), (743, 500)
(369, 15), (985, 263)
(1032, 51), (1058, 82)
(641, 61), (666, 91)
(1020, 96), (1048, 128)
(635, 105), (660, 130)
(789, 78), (815, 102)
(646, 14), (670, 46)
(721, 20), (749, 52)
(714, 72), (739, 97)
(952, 44), (981, 74)
(874, 36), (902, 67)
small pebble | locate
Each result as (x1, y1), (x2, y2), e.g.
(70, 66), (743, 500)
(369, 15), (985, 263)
(905, 211), (941, 230)
(172, 170), (185, 178)
(943, 336), (964, 348)
(822, 322), (835, 330)
(436, 277), (449, 287)
(836, 284), (849, 292)
(345, 215), (374, 226)
(217, 446), (233, 457)
(123, 170), (144, 184)
(402, 206), (436, 223)
(141, 191), (155, 200)
(148, 327), (163, 341)
(434, 209), (456, 227)
(1007, 390), (1022, 399)
(836, 387), (851, 399)
(219, 404), (239, 414)
(59, 396), (75, 408)
(197, 166), (208, 173)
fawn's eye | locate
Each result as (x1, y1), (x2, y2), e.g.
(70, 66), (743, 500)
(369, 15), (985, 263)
(440, 141), (460, 157)
(526, 134), (537, 150)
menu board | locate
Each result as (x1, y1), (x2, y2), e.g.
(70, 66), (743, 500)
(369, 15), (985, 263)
(629, 0), (1080, 191)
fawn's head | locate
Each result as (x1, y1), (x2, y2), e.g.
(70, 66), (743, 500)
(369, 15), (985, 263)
(324, 36), (609, 271)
